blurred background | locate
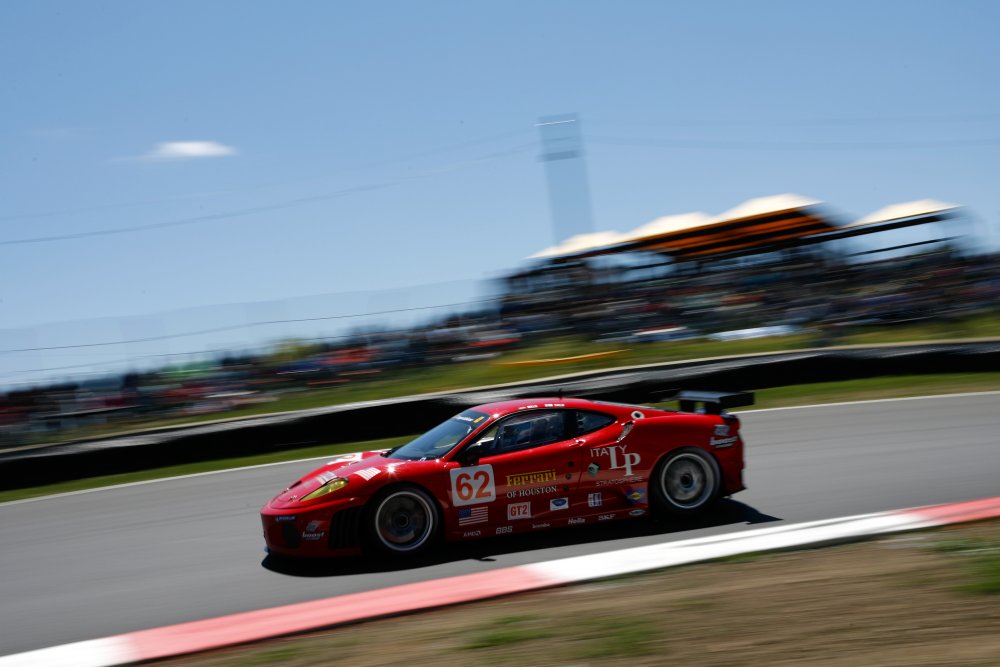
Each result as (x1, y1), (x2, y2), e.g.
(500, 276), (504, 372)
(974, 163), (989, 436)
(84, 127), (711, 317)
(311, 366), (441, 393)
(2, 1), (999, 449)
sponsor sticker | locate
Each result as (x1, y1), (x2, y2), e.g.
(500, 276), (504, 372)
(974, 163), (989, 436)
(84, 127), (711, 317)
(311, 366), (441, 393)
(302, 519), (329, 541)
(598, 513), (615, 521)
(451, 464), (496, 506)
(496, 525), (513, 535)
(531, 522), (551, 529)
(714, 424), (730, 436)
(568, 517), (586, 525)
(629, 509), (645, 517)
(550, 497), (569, 511)
(626, 488), (647, 504)
(587, 493), (603, 508)
(596, 475), (644, 487)
(710, 435), (738, 448)
(275, 515), (296, 522)
(458, 506), (488, 526)
(506, 470), (557, 486)
(506, 485), (557, 499)
(507, 502), (531, 520)
(462, 530), (482, 538)
(590, 445), (641, 476)
(587, 462), (600, 477)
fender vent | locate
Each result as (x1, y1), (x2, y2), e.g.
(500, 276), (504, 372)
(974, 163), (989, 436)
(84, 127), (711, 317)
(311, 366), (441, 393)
(328, 507), (363, 549)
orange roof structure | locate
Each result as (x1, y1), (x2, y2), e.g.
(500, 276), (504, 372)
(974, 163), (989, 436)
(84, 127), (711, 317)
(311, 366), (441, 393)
(528, 195), (959, 262)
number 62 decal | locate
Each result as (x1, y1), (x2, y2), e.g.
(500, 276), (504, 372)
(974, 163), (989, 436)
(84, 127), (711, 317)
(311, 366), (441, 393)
(449, 464), (496, 506)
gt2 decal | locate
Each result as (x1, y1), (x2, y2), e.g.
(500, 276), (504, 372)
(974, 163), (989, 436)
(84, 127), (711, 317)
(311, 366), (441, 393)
(450, 464), (496, 506)
(507, 502), (531, 520)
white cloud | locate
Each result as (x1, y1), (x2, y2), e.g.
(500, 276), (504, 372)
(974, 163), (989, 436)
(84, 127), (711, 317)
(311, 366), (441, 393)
(140, 140), (238, 162)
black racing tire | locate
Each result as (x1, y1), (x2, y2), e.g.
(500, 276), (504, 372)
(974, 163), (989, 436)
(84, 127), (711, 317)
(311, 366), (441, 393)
(362, 485), (441, 557)
(650, 448), (721, 516)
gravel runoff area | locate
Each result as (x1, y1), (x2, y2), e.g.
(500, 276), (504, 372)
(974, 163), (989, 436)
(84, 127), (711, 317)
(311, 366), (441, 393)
(155, 519), (1000, 667)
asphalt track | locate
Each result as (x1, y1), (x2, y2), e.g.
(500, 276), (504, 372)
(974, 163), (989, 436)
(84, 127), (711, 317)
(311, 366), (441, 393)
(1, 392), (998, 657)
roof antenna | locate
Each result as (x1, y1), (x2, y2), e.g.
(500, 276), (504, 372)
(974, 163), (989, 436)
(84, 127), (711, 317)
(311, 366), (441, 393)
(558, 388), (563, 400)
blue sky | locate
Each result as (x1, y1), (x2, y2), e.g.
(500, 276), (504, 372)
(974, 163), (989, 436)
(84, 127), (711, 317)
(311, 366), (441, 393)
(2, 1), (999, 386)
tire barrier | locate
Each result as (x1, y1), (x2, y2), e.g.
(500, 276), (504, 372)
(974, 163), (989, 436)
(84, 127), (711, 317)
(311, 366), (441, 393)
(3, 341), (999, 491)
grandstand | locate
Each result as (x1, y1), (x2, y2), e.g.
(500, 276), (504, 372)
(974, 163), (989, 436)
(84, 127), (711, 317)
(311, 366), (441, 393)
(527, 194), (961, 264)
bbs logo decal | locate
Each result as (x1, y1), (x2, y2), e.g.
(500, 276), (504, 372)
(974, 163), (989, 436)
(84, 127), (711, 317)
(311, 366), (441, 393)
(450, 464), (496, 507)
(550, 497), (569, 511)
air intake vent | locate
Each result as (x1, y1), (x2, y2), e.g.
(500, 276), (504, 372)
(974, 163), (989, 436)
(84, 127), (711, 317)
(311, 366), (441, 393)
(328, 507), (363, 549)
(281, 522), (301, 548)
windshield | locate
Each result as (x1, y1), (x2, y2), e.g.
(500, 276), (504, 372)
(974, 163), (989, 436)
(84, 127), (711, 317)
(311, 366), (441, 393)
(390, 410), (490, 460)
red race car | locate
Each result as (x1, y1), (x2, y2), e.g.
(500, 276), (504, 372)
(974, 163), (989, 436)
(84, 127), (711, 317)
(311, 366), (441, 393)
(260, 391), (752, 558)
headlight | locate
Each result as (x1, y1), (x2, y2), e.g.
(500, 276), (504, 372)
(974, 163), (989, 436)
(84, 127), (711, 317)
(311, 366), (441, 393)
(300, 477), (349, 502)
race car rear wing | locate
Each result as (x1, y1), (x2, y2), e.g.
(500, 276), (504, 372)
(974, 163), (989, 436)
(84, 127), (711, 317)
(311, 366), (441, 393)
(677, 390), (755, 415)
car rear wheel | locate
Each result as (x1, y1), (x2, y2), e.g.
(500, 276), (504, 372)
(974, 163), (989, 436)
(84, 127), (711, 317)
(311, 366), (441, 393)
(364, 485), (440, 556)
(651, 448), (720, 515)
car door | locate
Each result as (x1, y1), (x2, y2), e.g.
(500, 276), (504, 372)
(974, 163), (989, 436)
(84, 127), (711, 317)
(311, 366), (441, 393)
(476, 409), (586, 533)
(573, 409), (646, 517)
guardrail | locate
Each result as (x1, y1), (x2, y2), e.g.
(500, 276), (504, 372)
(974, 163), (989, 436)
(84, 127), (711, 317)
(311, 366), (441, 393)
(2, 340), (999, 490)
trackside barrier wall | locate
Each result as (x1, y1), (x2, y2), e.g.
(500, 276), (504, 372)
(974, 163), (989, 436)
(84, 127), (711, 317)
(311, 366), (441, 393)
(2, 341), (999, 490)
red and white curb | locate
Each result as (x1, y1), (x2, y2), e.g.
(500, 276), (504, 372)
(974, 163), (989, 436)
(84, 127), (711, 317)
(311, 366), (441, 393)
(3, 495), (999, 667)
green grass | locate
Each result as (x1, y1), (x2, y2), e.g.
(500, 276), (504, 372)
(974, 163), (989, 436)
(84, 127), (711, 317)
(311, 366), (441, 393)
(569, 616), (661, 659)
(3, 371), (997, 504)
(463, 615), (553, 650)
(21, 311), (1000, 448)
(933, 537), (1000, 594)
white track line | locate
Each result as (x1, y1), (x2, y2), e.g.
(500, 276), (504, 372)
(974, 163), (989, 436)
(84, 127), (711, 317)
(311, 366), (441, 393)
(3, 390), (998, 508)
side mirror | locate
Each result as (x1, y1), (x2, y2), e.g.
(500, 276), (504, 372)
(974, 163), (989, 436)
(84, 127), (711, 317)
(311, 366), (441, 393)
(457, 442), (484, 466)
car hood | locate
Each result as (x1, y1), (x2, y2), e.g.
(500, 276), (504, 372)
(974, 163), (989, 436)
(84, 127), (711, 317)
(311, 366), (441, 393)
(268, 449), (408, 509)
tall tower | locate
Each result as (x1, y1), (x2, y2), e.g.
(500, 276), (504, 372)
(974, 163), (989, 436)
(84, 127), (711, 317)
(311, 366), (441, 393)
(538, 113), (595, 243)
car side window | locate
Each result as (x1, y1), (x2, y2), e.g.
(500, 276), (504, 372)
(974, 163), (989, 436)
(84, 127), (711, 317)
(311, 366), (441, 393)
(491, 410), (567, 454)
(574, 410), (616, 435)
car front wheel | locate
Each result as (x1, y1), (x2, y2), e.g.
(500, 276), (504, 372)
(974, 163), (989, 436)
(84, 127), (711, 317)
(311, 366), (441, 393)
(364, 485), (440, 556)
(651, 448), (720, 515)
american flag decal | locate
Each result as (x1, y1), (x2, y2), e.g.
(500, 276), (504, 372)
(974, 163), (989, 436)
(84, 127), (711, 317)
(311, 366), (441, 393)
(355, 467), (381, 481)
(458, 506), (488, 526)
